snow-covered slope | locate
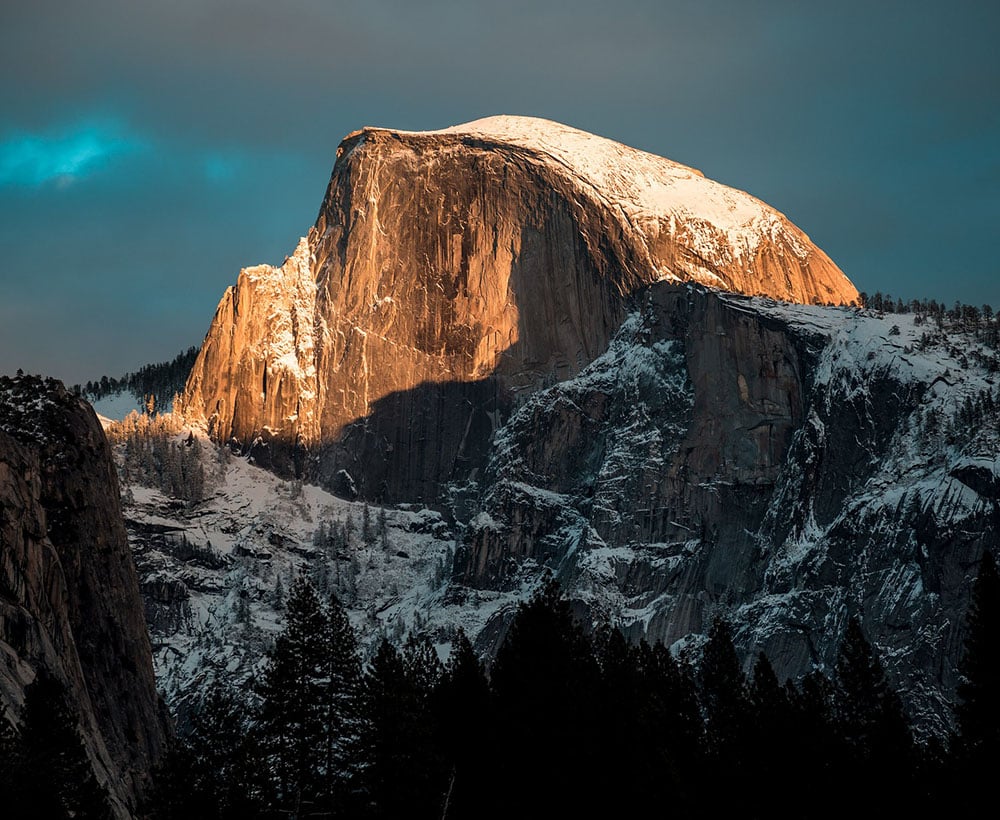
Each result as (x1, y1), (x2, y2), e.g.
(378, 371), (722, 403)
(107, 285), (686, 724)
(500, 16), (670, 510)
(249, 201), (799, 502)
(438, 117), (821, 278)
(117, 434), (529, 713)
(367, 115), (858, 301)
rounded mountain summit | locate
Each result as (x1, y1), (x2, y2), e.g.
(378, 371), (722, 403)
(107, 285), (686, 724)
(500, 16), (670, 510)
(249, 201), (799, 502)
(182, 115), (859, 492)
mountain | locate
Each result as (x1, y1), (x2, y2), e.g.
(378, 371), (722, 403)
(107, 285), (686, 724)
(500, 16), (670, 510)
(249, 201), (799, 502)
(114, 116), (988, 735)
(180, 116), (857, 499)
(0, 374), (168, 815)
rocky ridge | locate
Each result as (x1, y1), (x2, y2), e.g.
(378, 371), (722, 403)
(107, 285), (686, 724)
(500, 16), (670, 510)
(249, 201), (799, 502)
(458, 289), (998, 731)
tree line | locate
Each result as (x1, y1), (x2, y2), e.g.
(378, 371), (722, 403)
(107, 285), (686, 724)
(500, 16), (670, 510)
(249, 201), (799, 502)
(146, 554), (999, 819)
(106, 411), (207, 505)
(73, 346), (199, 409)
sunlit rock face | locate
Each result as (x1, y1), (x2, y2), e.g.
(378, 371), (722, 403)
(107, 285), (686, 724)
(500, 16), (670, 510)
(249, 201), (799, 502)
(182, 116), (857, 499)
(0, 375), (168, 817)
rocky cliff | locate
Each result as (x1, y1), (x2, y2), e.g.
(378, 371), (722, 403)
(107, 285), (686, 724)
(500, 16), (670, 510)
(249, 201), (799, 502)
(0, 374), (168, 815)
(182, 116), (857, 499)
(456, 288), (998, 731)
(121, 293), (997, 736)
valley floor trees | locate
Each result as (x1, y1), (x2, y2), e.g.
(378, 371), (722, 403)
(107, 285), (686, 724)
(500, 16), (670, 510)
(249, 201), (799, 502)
(149, 558), (999, 819)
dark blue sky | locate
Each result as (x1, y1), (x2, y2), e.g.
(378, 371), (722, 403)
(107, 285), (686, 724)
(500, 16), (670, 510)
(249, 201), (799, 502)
(2, 0), (997, 383)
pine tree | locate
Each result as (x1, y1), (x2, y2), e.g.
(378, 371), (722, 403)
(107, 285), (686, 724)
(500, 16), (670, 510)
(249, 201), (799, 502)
(590, 626), (657, 815)
(635, 639), (703, 799)
(180, 678), (269, 818)
(13, 672), (112, 819)
(954, 551), (1000, 803)
(833, 617), (912, 804)
(746, 652), (797, 812)
(378, 507), (389, 552)
(362, 503), (373, 547)
(318, 593), (364, 815)
(145, 737), (199, 819)
(699, 617), (751, 776)
(358, 638), (444, 819)
(255, 575), (329, 815)
(434, 630), (492, 819)
(489, 578), (600, 818)
(403, 633), (444, 696)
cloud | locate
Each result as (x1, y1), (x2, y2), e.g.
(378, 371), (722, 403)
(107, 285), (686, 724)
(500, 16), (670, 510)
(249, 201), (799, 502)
(0, 120), (145, 188)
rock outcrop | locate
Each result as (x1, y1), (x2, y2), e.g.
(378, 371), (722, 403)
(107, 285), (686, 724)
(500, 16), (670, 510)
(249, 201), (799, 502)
(456, 288), (998, 732)
(182, 116), (857, 499)
(0, 374), (168, 815)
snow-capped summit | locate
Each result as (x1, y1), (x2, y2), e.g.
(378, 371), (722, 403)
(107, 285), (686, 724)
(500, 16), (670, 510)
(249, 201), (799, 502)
(182, 115), (857, 502)
(359, 114), (857, 302)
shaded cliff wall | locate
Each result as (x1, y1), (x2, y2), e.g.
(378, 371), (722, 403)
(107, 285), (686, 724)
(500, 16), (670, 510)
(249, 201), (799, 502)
(461, 286), (812, 596)
(456, 288), (996, 730)
(0, 375), (168, 814)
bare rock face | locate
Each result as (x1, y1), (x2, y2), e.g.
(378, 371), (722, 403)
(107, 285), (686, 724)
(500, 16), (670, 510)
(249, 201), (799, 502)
(0, 374), (168, 815)
(182, 116), (857, 498)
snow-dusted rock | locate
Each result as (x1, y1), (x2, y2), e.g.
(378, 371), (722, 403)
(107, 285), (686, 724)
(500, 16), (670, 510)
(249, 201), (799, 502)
(182, 116), (856, 499)
(458, 290), (999, 733)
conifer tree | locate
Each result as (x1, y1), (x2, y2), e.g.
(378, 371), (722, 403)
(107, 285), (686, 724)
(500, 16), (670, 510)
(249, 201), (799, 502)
(490, 578), (600, 818)
(434, 630), (492, 819)
(358, 638), (445, 819)
(362, 503), (373, 546)
(13, 672), (112, 819)
(591, 626), (655, 815)
(403, 633), (444, 696)
(378, 507), (389, 551)
(182, 678), (269, 818)
(746, 652), (796, 810)
(954, 551), (1000, 805)
(145, 737), (198, 819)
(256, 575), (328, 815)
(699, 617), (751, 774)
(635, 639), (704, 796)
(319, 592), (364, 815)
(833, 617), (912, 806)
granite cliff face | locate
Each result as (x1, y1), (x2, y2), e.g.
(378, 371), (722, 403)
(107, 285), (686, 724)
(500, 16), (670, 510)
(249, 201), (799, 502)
(0, 375), (168, 815)
(456, 289), (998, 730)
(182, 116), (856, 498)
(124, 293), (997, 737)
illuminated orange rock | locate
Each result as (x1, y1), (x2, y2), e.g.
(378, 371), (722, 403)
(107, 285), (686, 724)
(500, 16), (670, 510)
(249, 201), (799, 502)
(182, 116), (858, 497)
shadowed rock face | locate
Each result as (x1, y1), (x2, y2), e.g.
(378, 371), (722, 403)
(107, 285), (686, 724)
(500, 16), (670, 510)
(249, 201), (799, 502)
(182, 117), (857, 498)
(0, 375), (168, 816)
(461, 285), (810, 595)
(456, 286), (998, 733)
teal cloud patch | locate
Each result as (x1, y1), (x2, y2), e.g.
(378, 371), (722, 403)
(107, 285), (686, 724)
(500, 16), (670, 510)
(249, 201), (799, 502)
(0, 121), (144, 188)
